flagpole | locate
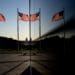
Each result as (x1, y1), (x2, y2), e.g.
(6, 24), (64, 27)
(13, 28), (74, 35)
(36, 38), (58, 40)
(39, 8), (41, 40)
(29, 0), (32, 74)
(17, 8), (19, 53)
(63, 8), (66, 57)
(29, 0), (31, 42)
(39, 8), (41, 52)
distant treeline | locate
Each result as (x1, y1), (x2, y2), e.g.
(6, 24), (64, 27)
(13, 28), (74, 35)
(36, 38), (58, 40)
(33, 36), (75, 50)
(0, 35), (75, 51)
(0, 37), (25, 50)
(0, 37), (17, 50)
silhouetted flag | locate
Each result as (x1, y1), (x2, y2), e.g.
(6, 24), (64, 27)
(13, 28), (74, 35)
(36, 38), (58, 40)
(30, 12), (40, 21)
(18, 12), (29, 21)
(52, 10), (64, 21)
(0, 13), (6, 22)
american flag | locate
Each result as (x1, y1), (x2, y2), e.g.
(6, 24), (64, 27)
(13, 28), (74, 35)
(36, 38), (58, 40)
(0, 13), (6, 22)
(30, 12), (40, 21)
(52, 10), (64, 21)
(18, 12), (29, 21)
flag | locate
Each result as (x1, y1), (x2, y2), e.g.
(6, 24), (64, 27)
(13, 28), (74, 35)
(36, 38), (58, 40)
(52, 10), (64, 21)
(18, 12), (29, 21)
(30, 12), (40, 21)
(0, 13), (5, 22)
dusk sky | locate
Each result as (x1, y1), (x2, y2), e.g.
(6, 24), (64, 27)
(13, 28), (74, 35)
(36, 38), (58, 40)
(0, 0), (75, 40)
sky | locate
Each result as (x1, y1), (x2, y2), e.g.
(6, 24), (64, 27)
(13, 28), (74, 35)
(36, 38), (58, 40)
(0, 0), (75, 41)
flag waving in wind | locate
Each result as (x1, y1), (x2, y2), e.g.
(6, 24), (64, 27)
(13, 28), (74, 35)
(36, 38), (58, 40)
(0, 13), (6, 22)
(52, 10), (64, 21)
(18, 11), (40, 21)
(30, 12), (40, 21)
(18, 12), (29, 21)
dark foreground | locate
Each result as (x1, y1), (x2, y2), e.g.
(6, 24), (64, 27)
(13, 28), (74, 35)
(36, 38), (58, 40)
(0, 48), (63, 75)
